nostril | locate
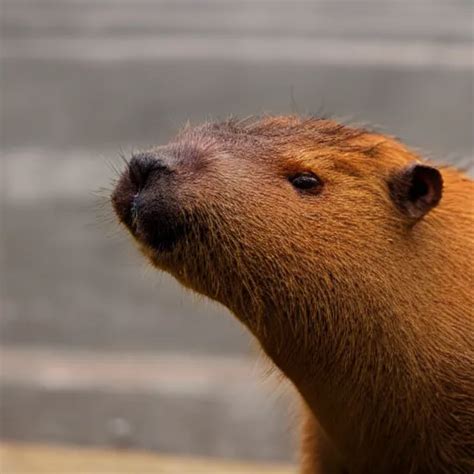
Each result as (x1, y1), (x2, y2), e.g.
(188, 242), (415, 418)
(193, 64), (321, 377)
(130, 193), (140, 225)
(128, 154), (153, 189)
(128, 153), (168, 189)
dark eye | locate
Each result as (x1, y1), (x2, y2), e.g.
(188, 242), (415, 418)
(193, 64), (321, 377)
(289, 172), (321, 191)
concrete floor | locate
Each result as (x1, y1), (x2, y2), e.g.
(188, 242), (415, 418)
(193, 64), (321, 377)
(0, 442), (295, 474)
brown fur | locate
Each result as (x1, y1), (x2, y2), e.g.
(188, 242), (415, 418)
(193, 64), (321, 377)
(112, 116), (474, 473)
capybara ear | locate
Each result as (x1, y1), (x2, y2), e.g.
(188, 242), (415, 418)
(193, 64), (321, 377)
(389, 163), (443, 221)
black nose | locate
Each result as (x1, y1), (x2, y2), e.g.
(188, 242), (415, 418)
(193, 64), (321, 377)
(128, 153), (169, 189)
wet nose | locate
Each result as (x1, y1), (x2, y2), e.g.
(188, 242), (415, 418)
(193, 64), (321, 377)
(128, 153), (169, 189)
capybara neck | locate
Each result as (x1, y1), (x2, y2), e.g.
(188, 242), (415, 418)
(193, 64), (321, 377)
(112, 116), (474, 473)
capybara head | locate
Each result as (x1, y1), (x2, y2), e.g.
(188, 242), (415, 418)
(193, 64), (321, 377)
(112, 115), (474, 472)
(112, 116), (444, 351)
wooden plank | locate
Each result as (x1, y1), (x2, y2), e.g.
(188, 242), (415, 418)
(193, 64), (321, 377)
(0, 442), (295, 474)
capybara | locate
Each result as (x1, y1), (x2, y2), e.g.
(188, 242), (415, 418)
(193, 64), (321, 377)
(111, 116), (474, 473)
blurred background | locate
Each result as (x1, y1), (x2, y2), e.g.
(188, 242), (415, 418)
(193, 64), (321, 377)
(0, 0), (472, 468)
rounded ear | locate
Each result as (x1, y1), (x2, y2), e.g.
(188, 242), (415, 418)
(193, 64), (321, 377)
(389, 163), (443, 222)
